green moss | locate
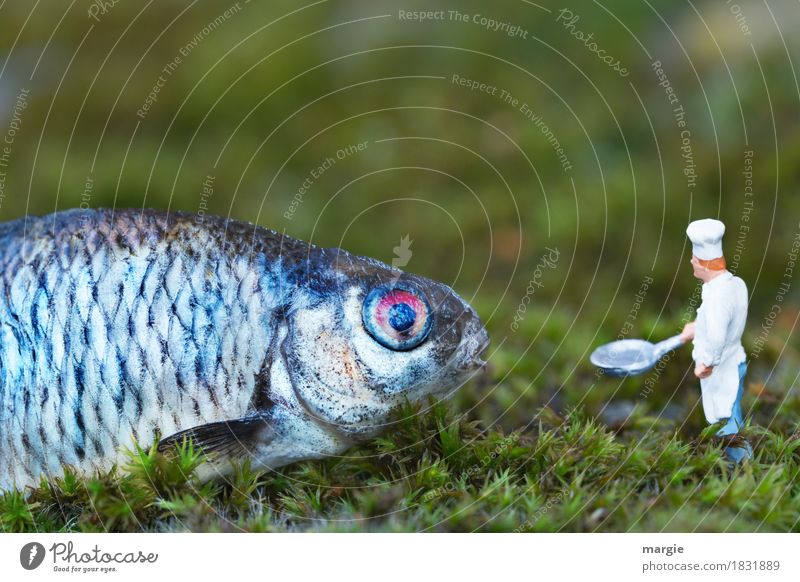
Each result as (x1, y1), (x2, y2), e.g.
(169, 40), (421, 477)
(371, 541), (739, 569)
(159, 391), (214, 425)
(3, 379), (799, 532)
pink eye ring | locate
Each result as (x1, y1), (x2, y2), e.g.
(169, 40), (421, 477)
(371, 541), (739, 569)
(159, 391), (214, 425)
(362, 284), (433, 351)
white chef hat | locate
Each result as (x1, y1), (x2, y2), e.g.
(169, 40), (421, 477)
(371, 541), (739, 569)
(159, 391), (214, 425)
(686, 218), (725, 260)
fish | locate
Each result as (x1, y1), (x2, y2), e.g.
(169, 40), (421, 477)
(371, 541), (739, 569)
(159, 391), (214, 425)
(0, 208), (489, 490)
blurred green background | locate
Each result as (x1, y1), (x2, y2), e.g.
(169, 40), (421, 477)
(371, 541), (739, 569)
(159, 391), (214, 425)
(1, 0), (798, 448)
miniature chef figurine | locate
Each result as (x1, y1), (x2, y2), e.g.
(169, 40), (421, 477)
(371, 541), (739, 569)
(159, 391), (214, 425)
(679, 219), (751, 463)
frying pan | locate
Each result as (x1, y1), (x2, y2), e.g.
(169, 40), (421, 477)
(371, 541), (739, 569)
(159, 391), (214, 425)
(590, 334), (685, 377)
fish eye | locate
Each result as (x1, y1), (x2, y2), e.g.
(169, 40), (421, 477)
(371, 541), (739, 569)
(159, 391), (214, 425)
(362, 284), (433, 351)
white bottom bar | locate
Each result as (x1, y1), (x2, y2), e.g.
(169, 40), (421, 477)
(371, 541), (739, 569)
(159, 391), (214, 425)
(2, 533), (798, 581)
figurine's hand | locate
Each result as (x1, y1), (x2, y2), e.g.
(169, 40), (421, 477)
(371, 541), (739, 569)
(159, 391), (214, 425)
(694, 363), (713, 379)
(680, 321), (696, 342)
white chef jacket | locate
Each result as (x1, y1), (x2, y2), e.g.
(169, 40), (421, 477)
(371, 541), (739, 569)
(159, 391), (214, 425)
(692, 271), (748, 423)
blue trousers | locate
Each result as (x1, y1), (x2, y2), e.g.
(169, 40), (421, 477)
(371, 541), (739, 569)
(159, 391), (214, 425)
(716, 361), (747, 437)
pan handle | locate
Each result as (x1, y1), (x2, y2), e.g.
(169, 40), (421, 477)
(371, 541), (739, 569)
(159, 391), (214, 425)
(652, 334), (685, 359)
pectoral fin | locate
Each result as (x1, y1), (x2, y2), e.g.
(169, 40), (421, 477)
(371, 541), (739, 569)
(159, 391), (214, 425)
(158, 414), (275, 460)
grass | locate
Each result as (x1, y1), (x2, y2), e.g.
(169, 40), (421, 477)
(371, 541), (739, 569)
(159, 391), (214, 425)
(3, 336), (799, 533)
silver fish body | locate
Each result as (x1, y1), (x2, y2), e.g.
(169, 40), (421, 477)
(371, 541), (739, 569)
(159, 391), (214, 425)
(0, 209), (488, 490)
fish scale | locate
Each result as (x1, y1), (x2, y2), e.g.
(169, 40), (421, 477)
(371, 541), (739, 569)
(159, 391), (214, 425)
(0, 209), (282, 489)
(0, 207), (490, 491)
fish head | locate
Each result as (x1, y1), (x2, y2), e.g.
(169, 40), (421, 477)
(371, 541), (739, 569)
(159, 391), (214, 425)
(283, 249), (489, 438)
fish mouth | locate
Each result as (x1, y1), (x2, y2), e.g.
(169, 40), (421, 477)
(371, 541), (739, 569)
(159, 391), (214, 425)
(456, 319), (490, 371)
(473, 330), (490, 366)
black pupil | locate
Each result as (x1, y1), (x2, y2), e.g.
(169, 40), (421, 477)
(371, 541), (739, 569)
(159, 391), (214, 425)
(388, 302), (416, 332)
